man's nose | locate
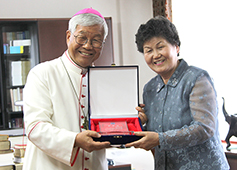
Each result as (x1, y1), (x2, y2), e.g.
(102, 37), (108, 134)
(82, 39), (93, 49)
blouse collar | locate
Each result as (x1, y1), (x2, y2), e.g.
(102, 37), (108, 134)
(156, 59), (189, 92)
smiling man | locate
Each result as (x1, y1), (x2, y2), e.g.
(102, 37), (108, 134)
(23, 8), (111, 170)
(66, 14), (106, 68)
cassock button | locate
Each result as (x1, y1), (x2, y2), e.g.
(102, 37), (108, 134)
(83, 85), (86, 87)
(82, 94), (86, 98)
(82, 74), (86, 78)
(81, 115), (84, 119)
(85, 157), (89, 160)
(81, 125), (84, 128)
(84, 168), (89, 170)
(81, 105), (85, 108)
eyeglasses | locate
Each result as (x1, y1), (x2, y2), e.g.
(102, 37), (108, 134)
(73, 35), (104, 48)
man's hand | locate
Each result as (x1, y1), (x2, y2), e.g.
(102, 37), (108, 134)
(136, 104), (147, 125)
(125, 131), (159, 151)
(74, 130), (110, 152)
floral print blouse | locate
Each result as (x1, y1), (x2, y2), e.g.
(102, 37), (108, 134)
(143, 59), (229, 170)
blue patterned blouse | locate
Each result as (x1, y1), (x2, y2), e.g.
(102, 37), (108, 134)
(143, 59), (229, 170)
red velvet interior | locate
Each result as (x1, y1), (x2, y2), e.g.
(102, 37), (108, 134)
(90, 117), (142, 133)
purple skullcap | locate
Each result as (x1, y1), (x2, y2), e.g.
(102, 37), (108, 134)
(72, 8), (105, 20)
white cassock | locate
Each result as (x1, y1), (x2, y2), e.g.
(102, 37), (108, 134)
(23, 50), (107, 170)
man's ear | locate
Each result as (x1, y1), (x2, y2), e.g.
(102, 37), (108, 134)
(66, 30), (71, 45)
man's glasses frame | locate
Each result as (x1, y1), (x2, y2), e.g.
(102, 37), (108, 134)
(73, 35), (104, 48)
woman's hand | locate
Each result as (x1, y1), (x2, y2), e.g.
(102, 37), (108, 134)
(136, 104), (147, 125)
(125, 131), (159, 151)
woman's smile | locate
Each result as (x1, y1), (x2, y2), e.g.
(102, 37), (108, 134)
(154, 59), (165, 66)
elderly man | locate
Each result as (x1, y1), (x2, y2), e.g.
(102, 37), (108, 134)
(23, 8), (111, 170)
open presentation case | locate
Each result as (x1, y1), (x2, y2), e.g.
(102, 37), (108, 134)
(88, 66), (143, 145)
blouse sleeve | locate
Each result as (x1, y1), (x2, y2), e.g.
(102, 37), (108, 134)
(158, 74), (217, 151)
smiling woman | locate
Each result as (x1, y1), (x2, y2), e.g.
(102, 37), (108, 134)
(125, 15), (229, 170)
(143, 37), (179, 84)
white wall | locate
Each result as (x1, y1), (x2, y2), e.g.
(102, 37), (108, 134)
(172, 0), (237, 141)
(0, 0), (156, 103)
(118, 0), (157, 102)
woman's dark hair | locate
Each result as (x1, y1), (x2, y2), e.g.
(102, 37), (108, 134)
(135, 15), (181, 53)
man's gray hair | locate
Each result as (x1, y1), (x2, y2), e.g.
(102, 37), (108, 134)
(68, 13), (108, 41)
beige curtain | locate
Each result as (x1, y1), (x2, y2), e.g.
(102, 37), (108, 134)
(153, 0), (172, 21)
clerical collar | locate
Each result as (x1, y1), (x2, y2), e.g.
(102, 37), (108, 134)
(65, 50), (88, 75)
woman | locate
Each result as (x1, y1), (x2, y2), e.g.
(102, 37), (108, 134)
(126, 16), (229, 170)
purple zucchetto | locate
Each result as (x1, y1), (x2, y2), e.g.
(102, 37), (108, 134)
(72, 8), (105, 20)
